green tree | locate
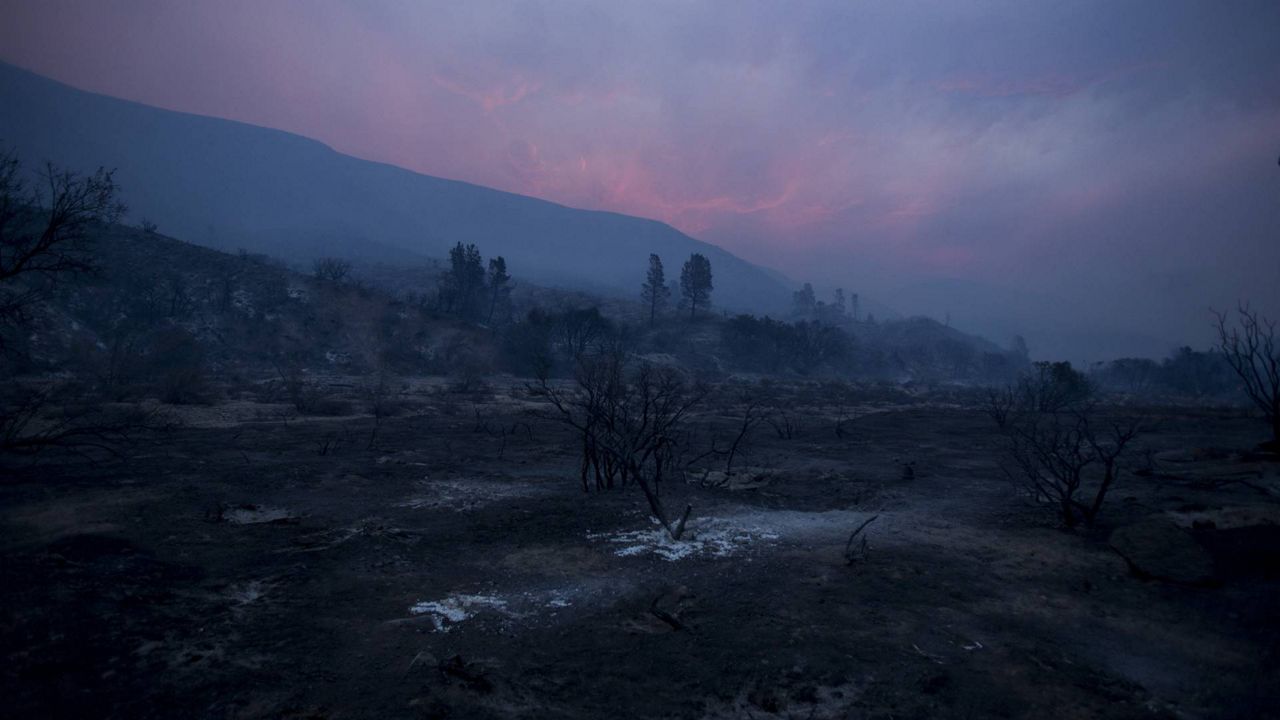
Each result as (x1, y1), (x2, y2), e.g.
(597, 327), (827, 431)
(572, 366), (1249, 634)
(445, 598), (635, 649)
(679, 253), (713, 321)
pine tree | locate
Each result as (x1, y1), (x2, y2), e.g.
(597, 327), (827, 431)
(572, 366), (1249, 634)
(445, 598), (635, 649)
(679, 253), (713, 320)
(640, 254), (670, 326)
(443, 242), (485, 321)
(486, 256), (512, 325)
(792, 283), (817, 318)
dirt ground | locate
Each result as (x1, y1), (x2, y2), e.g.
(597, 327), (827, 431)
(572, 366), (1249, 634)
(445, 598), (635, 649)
(2, 381), (1278, 719)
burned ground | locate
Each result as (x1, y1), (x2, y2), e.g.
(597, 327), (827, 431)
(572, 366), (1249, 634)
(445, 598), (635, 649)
(2, 382), (1278, 719)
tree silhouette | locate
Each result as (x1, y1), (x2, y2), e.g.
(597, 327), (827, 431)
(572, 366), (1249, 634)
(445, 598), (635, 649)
(312, 257), (351, 284)
(441, 242), (485, 321)
(0, 148), (125, 333)
(640, 253), (670, 326)
(792, 282), (817, 319)
(486, 256), (512, 325)
(1215, 305), (1280, 446)
(679, 253), (713, 321)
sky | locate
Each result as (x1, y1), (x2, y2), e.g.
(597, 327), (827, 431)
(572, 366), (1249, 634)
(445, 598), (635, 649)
(1, 0), (1277, 360)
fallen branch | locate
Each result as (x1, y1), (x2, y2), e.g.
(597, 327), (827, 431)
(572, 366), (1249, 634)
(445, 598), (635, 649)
(843, 514), (880, 566)
(648, 588), (691, 632)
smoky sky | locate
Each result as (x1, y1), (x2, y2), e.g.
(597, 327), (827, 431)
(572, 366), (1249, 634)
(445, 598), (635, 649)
(2, 0), (1277, 360)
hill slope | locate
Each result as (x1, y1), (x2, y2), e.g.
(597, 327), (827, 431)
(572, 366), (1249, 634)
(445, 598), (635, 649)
(0, 61), (792, 313)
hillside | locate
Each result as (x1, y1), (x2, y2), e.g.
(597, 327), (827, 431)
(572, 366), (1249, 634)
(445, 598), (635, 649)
(0, 61), (794, 314)
(9, 226), (492, 404)
(5, 217), (1021, 412)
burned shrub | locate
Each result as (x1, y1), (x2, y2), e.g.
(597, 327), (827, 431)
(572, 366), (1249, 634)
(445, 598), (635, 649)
(1215, 305), (1280, 447)
(1, 381), (172, 461)
(144, 327), (209, 404)
(720, 314), (853, 376)
(0, 149), (125, 340)
(990, 363), (1143, 528)
(312, 257), (353, 284)
(999, 406), (1142, 529)
(1020, 361), (1092, 413)
(501, 309), (555, 377)
(533, 348), (706, 540)
(268, 358), (349, 415)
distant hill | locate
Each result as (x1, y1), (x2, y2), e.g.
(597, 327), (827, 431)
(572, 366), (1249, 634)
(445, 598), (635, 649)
(0, 61), (794, 314)
(11, 226), (443, 382)
(9, 221), (1020, 395)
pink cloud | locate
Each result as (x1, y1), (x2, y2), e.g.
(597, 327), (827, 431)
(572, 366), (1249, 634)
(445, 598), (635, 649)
(431, 69), (542, 113)
(2, 0), (1275, 318)
(934, 74), (1082, 99)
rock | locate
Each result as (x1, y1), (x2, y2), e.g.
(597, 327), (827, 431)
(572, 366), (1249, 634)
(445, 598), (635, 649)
(1109, 519), (1215, 586)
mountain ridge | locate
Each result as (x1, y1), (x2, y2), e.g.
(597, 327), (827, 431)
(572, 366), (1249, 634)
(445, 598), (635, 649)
(0, 60), (794, 313)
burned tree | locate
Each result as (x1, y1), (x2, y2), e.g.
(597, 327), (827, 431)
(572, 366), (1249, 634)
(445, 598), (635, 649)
(1215, 305), (1280, 447)
(312, 257), (352, 284)
(691, 388), (768, 476)
(721, 393), (764, 474)
(0, 148), (125, 334)
(0, 150), (171, 460)
(534, 350), (707, 540)
(1000, 406), (1142, 528)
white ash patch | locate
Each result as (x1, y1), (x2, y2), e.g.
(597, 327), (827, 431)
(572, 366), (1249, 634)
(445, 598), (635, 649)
(589, 509), (894, 561)
(409, 594), (509, 632)
(407, 584), (595, 632)
(589, 517), (782, 561)
(227, 581), (266, 604)
(225, 580), (272, 607)
(514, 586), (584, 612)
(404, 573), (614, 630)
(399, 477), (545, 512)
(221, 504), (298, 525)
(231, 289), (255, 314)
